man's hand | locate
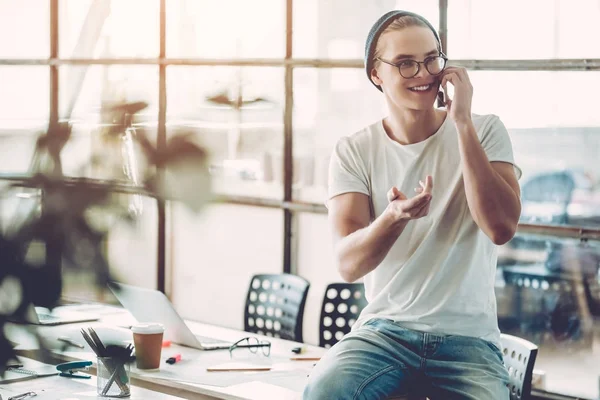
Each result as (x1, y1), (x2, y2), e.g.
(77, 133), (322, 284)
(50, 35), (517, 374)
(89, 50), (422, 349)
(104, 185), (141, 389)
(386, 175), (433, 221)
(440, 67), (473, 125)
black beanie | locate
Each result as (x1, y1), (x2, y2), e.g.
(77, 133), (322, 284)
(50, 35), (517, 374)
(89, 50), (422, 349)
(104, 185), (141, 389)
(365, 10), (441, 92)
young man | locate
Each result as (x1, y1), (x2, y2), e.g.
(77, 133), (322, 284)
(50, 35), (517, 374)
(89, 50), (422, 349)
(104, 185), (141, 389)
(304, 10), (522, 400)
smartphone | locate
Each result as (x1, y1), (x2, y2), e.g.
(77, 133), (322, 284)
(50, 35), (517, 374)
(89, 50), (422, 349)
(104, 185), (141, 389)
(437, 90), (446, 107)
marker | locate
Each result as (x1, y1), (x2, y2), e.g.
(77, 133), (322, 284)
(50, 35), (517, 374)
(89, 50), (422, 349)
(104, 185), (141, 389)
(166, 354), (181, 364)
(291, 346), (306, 354)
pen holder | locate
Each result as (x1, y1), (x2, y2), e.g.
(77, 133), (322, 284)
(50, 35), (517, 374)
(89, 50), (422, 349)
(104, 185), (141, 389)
(97, 357), (131, 398)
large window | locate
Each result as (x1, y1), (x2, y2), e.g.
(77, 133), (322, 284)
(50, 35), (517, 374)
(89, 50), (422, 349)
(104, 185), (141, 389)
(448, 0), (600, 59)
(1, 1), (599, 398)
(292, 68), (386, 203)
(59, 0), (160, 59)
(167, 66), (285, 199)
(166, 0), (285, 59)
(293, 0), (439, 59)
(0, 0), (49, 58)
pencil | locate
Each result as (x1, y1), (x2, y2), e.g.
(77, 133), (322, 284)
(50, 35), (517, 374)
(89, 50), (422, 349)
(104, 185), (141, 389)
(290, 357), (321, 361)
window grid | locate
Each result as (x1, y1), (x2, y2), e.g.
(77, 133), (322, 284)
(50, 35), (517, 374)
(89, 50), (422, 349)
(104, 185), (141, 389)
(0, 3), (599, 397)
(0, 2), (598, 287)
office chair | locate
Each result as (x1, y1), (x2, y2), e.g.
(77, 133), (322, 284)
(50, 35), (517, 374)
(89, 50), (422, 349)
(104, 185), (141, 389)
(520, 170), (575, 225)
(319, 282), (368, 348)
(511, 170), (575, 260)
(502, 262), (594, 345)
(244, 273), (310, 342)
(500, 333), (538, 400)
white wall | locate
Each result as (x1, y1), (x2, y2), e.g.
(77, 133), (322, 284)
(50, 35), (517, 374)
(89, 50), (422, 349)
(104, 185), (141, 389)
(296, 212), (344, 346)
(106, 196), (158, 290)
(168, 207), (342, 346)
(170, 203), (283, 330)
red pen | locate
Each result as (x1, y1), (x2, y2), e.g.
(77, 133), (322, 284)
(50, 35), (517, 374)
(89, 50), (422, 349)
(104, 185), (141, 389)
(166, 354), (181, 364)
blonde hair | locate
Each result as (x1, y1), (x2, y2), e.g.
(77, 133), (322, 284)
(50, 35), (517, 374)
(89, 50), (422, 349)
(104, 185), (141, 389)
(372, 16), (440, 66)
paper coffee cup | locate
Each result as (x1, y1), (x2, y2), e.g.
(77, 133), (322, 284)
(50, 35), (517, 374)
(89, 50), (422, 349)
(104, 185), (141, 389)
(131, 323), (165, 370)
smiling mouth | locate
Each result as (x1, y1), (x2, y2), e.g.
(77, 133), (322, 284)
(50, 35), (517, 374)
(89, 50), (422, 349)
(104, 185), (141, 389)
(408, 83), (436, 92)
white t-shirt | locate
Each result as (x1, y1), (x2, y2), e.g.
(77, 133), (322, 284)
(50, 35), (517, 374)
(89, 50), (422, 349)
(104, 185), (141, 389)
(328, 113), (521, 347)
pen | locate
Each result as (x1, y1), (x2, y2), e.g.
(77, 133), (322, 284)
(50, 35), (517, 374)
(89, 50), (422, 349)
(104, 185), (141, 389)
(166, 354), (181, 364)
(58, 337), (85, 349)
(290, 357), (321, 361)
(101, 365), (121, 396)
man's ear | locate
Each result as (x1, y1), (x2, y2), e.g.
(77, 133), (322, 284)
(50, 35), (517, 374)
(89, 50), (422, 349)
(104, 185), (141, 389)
(371, 67), (383, 86)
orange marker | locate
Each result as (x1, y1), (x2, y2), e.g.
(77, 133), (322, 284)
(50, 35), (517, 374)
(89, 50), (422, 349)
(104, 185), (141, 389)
(166, 354), (181, 364)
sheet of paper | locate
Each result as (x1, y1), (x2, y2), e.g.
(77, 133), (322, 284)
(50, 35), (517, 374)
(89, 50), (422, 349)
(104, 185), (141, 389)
(225, 381), (303, 400)
(0, 374), (183, 399)
(0, 376), (92, 400)
(137, 356), (315, 392)
(73, 390), (177, 399)
(139, 365), (311, 388)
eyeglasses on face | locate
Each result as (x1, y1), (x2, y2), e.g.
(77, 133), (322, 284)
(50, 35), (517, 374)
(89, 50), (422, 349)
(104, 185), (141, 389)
(376, 54), (448, 79)
(228, 336), (271, 357)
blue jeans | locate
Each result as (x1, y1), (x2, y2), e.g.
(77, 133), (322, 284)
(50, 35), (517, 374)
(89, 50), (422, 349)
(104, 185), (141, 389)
(303, 318), (509, 400)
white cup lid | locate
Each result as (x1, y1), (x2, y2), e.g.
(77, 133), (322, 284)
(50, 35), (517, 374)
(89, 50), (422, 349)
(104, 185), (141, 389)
(131, 323), (165, 334)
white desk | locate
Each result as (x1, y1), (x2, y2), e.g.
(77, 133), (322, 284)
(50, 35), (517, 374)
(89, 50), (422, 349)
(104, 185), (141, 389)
(0, 373), (186, 400)
(7, 305), (326, 400)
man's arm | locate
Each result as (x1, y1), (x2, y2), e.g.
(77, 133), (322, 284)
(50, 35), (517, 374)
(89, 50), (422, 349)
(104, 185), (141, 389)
(329, 178), (433, 282)
(441, 67), (521, 245)
(456, 120), (521, 245)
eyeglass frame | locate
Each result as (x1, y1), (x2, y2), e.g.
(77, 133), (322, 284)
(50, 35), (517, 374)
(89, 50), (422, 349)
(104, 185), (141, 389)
(376, 53), (448, 79)
(228, 336), (272, 358)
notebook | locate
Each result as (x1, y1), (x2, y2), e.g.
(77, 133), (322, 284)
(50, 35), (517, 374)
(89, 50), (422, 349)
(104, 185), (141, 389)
(0, 357), (58, 384)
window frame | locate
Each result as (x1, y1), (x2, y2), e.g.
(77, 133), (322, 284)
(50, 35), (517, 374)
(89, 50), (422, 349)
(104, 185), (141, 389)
(0, 7), (598, 397)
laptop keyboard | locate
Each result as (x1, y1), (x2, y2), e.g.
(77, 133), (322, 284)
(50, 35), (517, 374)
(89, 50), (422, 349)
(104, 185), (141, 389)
(37, 312), (60, 322)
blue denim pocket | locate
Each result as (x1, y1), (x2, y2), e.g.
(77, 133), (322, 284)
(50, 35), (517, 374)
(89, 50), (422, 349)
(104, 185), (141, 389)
(483, 340), (505, 363)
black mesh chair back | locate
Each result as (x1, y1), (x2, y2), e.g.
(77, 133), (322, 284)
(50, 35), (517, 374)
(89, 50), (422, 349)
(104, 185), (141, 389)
(319, 283), (368, 348)
(502, 264), (585, 340)
(244, 273), (310, 342)
(500, 334), (538, 400)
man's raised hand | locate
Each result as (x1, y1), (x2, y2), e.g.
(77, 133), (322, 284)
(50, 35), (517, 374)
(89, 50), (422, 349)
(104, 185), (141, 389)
(386, 176), (433, 221)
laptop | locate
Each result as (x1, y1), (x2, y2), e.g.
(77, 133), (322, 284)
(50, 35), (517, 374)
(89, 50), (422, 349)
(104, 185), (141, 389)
(17, 305), (100, 326)
(108, 281), (233, 350)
